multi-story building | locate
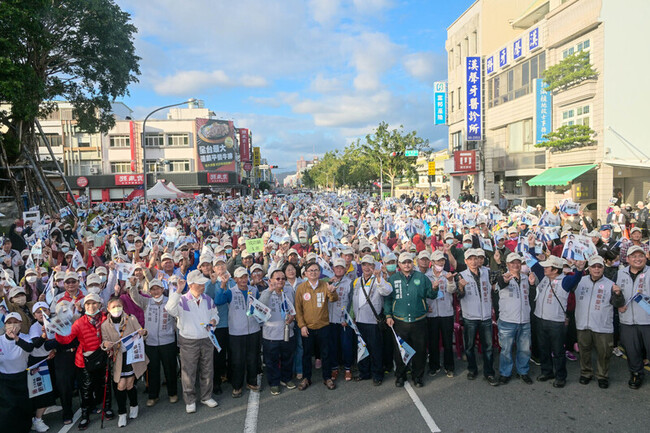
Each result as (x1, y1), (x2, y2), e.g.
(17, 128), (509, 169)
(445, 0), (650, 220)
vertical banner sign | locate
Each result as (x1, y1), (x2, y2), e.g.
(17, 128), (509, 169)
(129, 121), (137, 172)
(499, 47), (508, 68)
(196, 119), (237, 172)
(529, 28), (540, 51)
(535, 79), (552, 143)
(252, 147), (261, 166)
(428, 161), (436, 175)
(486, 56), (494, 75)
(466, 57), (482, 141)
(238, 128), (251, 162)
(433, 81), (447, 125)
(513, 38), (523, 61)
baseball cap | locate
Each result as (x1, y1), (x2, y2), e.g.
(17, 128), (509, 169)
(417, 251), (431, 260)
(462, 234), (473, 243)
(8, 286), (26, 299)
(398, 252), (413, 263)
(250, 263), (264, 273)
(599, 224), (612, 231)
(306, 252), (318, 262)
(149, 278), (164, 288)
(630, 227), (642, 235)
(83, 293), (102, 305)
(86, 274), (101, 285)
(233, 267), (248, 278)
(506, 253), (523, 263)
(186, 269), (210, 285)
(507, 227), (518, 235)
(430, 250), (445, 261)
(332, 258), (346, 268)
(588, 255), (605, 267)
(63, 271), (79, 281)
(383, 253), (397, 263)
(161, 253), (173, 262)
(627, 245), (645, 257)
(32, 302), (50, 313)
(199, 253), (214, 266)
(4, 312), (22, 323)
(360, 255), (375, 265)
(464, 249), (479, 260)
(539, 256), (564, 269)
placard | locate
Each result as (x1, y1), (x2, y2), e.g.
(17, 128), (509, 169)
(245, 238), (264, 253)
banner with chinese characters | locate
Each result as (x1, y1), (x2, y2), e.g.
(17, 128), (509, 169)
(454, 150), (477, 173)
(433, 81), (447, 125)
(535, 78), (552, 143)
(252, 146), (261, 166)
(238, 128), (251, 162)
(196, 118), (237, 172)
(115, 174), (144, 186)
(207, 172), (229, 184)
(465, 57), (482, 141)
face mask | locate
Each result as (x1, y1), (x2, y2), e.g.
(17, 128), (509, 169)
(463, 243), (472, 249)
(225, 248), (232, 255)
(386, 264), (397, 273)
(153, 295), (164, 302)
(109, 307), (123, 318)
(87, 287), (101, 295)
(85, 309), (100, 317)
(211, 243), (218, 249)
(521, 265), (530, 274)
(445, 239), (454, 245)
(15, 227), (23, 234)
(99, 275), (107, 283)
(61, 247), (69, 253)
(434, 264), (444, 272)
(26, 276), (37, 284)
(42, 276), (49, 283)
(14, 296), (27, 306)
(57, 281), (64, 288)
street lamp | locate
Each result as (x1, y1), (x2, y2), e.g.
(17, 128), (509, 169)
(142, 98), (196, 203)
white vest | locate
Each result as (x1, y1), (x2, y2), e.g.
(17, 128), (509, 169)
(534, 274), (569, 323)
(228, 286), (261, 336)
(498, 276), (531, 324)
(145, 296), (176, 346)
(425, 270), (454, 318)
(459, 268), (492, 321)
(575, 276), (615, 333)
(618, 266), (650, 326)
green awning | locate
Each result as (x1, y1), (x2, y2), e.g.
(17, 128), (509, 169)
(527, 164), (597, 186)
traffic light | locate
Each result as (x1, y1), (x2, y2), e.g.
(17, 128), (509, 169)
(269, 165), (278, 168)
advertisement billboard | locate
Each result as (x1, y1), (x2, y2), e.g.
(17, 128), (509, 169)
(252, 147), (261, 166)
(454, 150), (477, 173)
(535, 78), (552, 143)
(465, 57), (482, 141)
(433, 81), (447, 125)
(238, 128), (251, 162)
(195, 118), (237, 172)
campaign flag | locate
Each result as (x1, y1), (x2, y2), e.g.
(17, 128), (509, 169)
(342, 309), (369, 362)
(121, 330), (145, 365)
(391, 327), (416, 365)
(280, 290), (296, 320)
(0, 298), (8, 333)
(633, 293), (650, 315)
(27, 359), (53, 398)
(43, 311), (73, 336)
(247, 293), (272, 324)
(71, 249), (84, 270)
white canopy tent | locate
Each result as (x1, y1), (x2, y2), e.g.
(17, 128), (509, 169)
(146, 180), (179, 199)
(165, 182), (193, 198)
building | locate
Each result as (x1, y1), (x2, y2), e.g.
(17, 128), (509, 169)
(445, 0), (650, 220)
(296, 155), (318, 173)
(31, 101), (263, 201)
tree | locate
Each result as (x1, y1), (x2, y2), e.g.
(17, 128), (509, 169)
(363, 121), (429, 197)
(542, 50), (598, 92)
(0, 0), (140, 213)
(301, 169), (316, 188)
(535, 124), (596, 152)
(258, 181), (271, 191)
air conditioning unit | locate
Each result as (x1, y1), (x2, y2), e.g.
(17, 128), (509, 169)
(89, 166), (99, 174)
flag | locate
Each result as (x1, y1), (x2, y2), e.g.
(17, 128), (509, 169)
(342, 309), (369, 362)
(391, 327), (415, 365)
(125, 185), (144, 201)
(120, 330), (145, 365)
(27, 359), (53, 398)
(71, 249), (84, 270)
(280, 290), (296, 319)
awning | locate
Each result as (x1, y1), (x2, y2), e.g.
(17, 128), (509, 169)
(527, 164), (597, 186)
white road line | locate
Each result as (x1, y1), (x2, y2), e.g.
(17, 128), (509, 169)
(243, 374), (262, 433)
(57, 408), (81, 433)
(404, 382), (441, 433)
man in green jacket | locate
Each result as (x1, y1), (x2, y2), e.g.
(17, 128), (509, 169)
(385, 252), (438, 388)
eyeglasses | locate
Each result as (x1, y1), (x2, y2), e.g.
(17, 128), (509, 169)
(306, 268), (320, 273)
(274, 277), (287, 281)
(361, 249), (371, 253)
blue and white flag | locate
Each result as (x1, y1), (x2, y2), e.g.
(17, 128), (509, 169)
(391, 327), (416, 365)
(121, 330), (145, 365)
(27, 358), (53, 398)
(342, 309), (369, 362)
(633, 293), (650, 315)
(202, 323), (223, 352)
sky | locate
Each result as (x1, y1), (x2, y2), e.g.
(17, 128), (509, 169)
(115, 0), (475, 172)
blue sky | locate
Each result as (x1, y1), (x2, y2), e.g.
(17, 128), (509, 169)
(115, 0), (475, 171)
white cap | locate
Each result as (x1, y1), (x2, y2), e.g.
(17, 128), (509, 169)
(463, 249), (479, 260)
(332, 258), (346, 268)
(32, 302), (50, 313)
(4, 312), (22, 323)
(588, 255), (605, 267)
(233, 267), (248, 278)
(360, 255), (375, 265)
(539, 255), (564, 269)
(250, 263), (264, 273)
(627, 245), (645, 257)
(199, 254), (214, 266)
(506, 253), (523, 264)
(149, 278), (164, 288)
(86, 274), (102, 285)
(383, 253), (397, 263)
(417, 251), (431, 260)
(83, 293), (102, 305)
(8, 286), (26, 299)
(630, 227), (642, 235)
(398, 252), (414, 263)
(507, 227), (518, 234)
(161, 253), (174, 262)
(342, 247), (355, 256)
(186, 269), (210, 285)
(306, 252), (318, 262)
(430, 250), (445, 261)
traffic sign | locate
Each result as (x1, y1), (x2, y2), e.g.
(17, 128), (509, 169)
(428, 161), (436, 175)
(405, 150), (419, 157)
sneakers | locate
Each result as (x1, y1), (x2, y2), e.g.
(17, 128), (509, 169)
(297, 378), (311, 391)
(104, 409), (115, 420)
(446, 370), (455, 378)
(315, 359), (322, 369)
(467, 372), (477, 380)
(247, 384), (260, 392)
(169, 395), (179, 404)
(395, 377), (405, 387)
(530, 357), (541, 366)
(232, 388), (243, 398)
(345, 370), (352, 381)
(613, 346), (624, 357)
(146, 398), (159, 407)
(598, 379), (609, 389)
(323, 378), (336, 390)
(31, 417), (49, 432)
(413, 379), (424, 388)
(629, 373), (643, 390)
(270, 386), (281, 396)
(486, 376), (499, 386)
(43, 405), (62, 415)
(201, 398), (219, 408)
(281, 380), (297, 390)
(536, 373), (555, 382)
(553, 378), (566, 388)
(186, 403), (196, 414)
(565, 351), (577, 362)
(129, 406), (138, 419)
(517, 374), (533, 385)
(579, 376), (592, 385)
(118, 414), (127, 428)
(428, 368), (440, 377)
(498, 375), (511, 385)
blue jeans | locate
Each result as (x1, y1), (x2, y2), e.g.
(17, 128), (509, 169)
(294, 323), (303, 375)
(463, 318), (495, 377)
(263, 337), (296, 386)
(329, 323), (355, 372)
(498, 320), (531, 377)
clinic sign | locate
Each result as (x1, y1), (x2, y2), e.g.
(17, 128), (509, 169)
(433, 81), (447, 125)
(454, 150), (477, 173)
(465, 57), (482, 141)
(535, 78), (552, 143)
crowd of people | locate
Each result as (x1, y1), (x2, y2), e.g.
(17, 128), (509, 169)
(1, 190), (649, 433)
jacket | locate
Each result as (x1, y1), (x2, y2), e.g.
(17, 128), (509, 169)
(101, 314), (149, 382)
(425, 270), (455, 318)
(575, 276), (623, 333)
(385, 270), (437, 323)
(496, 274), (530, 324)
(165, 291), (220, 340)
(458, 268), (493, 321)
(227, 286), (261, 336)
(259, 286), (296, 341)
(56, 313), (106, 368)
(295, 280), (338, 330)
(328, 275), (354, 324)
(349, 275), (393, 325)
(129, 290), (176, 346)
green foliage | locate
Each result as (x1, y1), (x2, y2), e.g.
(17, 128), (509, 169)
(535, 124), (596, 152)
(0, 0), (141, 157)
(258, 181), (271, 191)
(542, 51), (597, 92)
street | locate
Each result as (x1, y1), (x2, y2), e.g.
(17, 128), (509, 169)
(44, 355), (648, 433)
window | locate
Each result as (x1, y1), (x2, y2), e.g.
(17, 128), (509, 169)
(111, 162), (132, 173)
(472, 31), (478, 54)
(562, 104), (591, 127)
(457, 87), (462, 110)
(449, 48), (454, 70)
(488, 52), (546, 108)
(563, 39), (590, 59)
(167, 133), (189, 146)
(507, 119), (533, 153)
(78, 160), (100, 176)
(450, 90), (455, 112)
(168, 159), (191, 172)
(109, 135), (130, 148)
(145, 134), (164, 147)
(463, 37), (469, 59)
(456, 44), (461, 65)
(38, 134), (63, 148)
(451, 131), (463, 152)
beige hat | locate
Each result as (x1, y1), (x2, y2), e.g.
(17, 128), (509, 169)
(627, 245), (646, 257)
(332, 258), (346, 268)
(475, 249), (486, 257)
(287, 248), (299, 257)
(462, 234), (473, 243)
(630, 227), (642, 235)
(444, 233), (454, 240)
(233, 267), (248, 278)
(161, 253), (173, 262)
(8, 286), (26, 299)
(383, 252), (398, 263)
(86, 274), (102, 285)
(186, 269), (209, 285)
(430, 250), (445, 261)
(507, 227), (518, 235)
(342, 247), (355, 256)
(213, 255), (227, 264)
(398, 252), (414, 263)
(96, 266), (108, 275)
(306, 252), (319, 262)
(588, 255), (605, 267)
(464, 249), (479, 260)
(63, 271), (79, 281)
(199, 253), (214, 265)
(149, 278), (164, 288)
(539, 255), (564, 269)
(417, 250), (431, 260)
(360, 255), (375, 265)
(506, 253), (523, 263)
(25, 268), (37, 276)
(83, 293), (102, 305)
(250, 263), (264, 273)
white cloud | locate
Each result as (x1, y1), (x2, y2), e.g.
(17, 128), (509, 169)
(310, 74), (344, 93)
(403, 52), (441, 82)
(352, 0), (393, 14)
(152, 70), (267, 95)
(293, 91), (395, 127)
(309, 0), (342, 26)
(348, 33), (402, 91)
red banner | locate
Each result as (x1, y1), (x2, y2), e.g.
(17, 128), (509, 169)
(239, 128), (250, 162)
(454, 150), (477, 173)
(207, 173), (229, 184)
(115, 174), (144, 186)
(129, 121), (137, 172)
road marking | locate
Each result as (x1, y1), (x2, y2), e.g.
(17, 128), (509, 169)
(57, 408), (81, 433)
(404, 382), (441, 433)
(243, 374), (262, 433)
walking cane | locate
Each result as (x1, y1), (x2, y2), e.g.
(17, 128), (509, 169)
(101, 356), (110, 429)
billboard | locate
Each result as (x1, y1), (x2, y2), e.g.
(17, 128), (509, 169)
(195, 118), (237, 172)
(207, 173), (229, 184)
(465, 57), (482, 141)
(252, 147), (261, 166)
(535, 78), (552, 143)
(129, 121), (137, 172)
(433, 81), (447, 125)
(238, 128), (251, 162)
(454, 150), (477, 173)
(115, 174), (144, 186)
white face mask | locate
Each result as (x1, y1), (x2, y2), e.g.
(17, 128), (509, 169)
(87, 287), (101, 295)
(109, 307), (123, 318)
(98, 275), (107, 283)
(14, 296), (27, 306)
(153, 295), (164, 302)
(26, 276), (38, 284)
(434, 264), (444, 272)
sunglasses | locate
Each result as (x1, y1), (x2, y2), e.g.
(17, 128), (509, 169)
(274, 277), (287, 281)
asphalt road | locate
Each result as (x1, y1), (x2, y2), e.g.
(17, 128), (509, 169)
(42, 354), (649, 433)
